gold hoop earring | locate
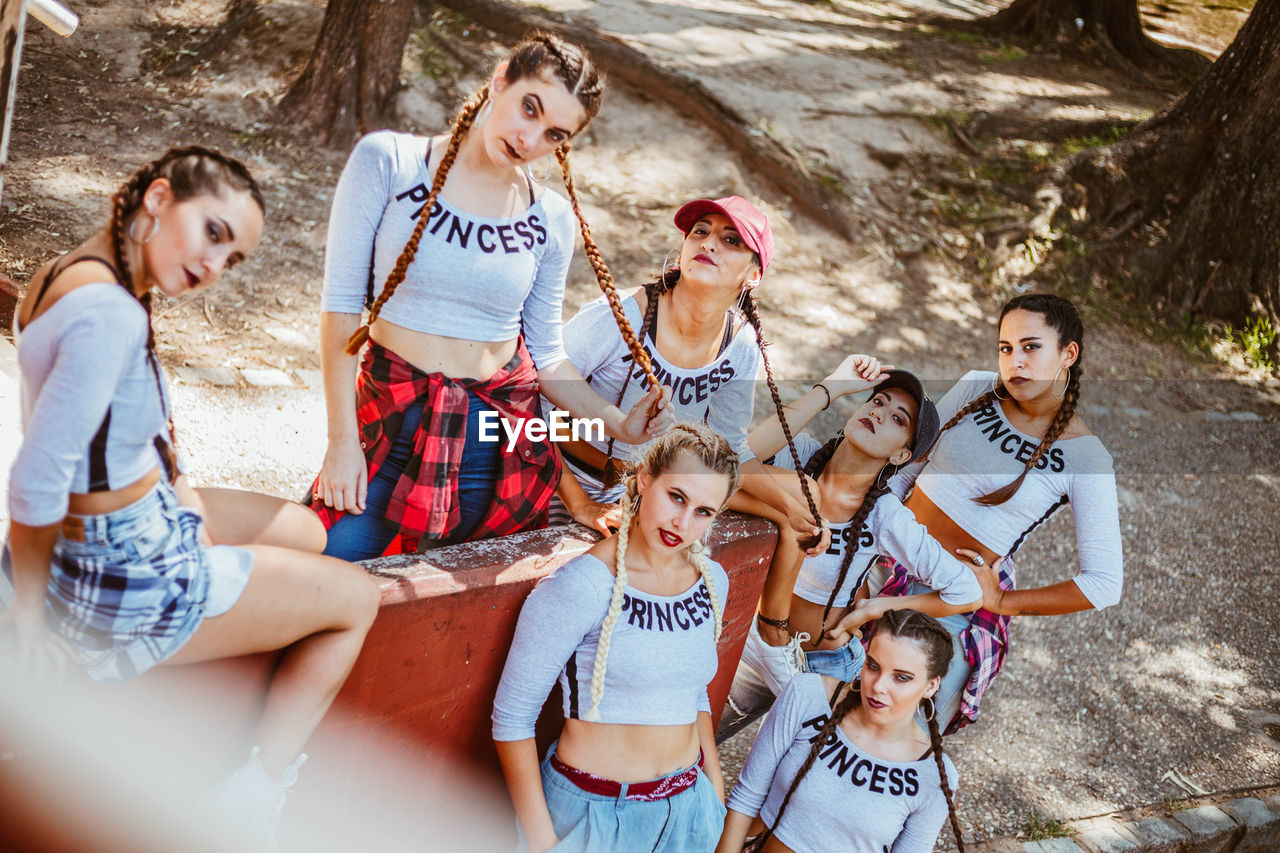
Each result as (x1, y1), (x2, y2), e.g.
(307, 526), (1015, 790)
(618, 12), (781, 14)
(128, 213), (159, 244)
(919, 696), (936, 722)
(525, 155), (553, 183)
(991, 374), (1009, 400)
(1051, 366), (1069, 400)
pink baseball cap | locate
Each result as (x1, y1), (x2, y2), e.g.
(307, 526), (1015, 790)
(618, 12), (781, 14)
(673, 196), (774, 272)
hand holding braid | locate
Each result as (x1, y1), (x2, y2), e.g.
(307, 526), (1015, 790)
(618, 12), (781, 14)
(345, 87), (487, 354)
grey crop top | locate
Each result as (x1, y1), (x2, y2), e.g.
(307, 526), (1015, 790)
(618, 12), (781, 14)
(889, 370), (1123, 609)
(727, 674), (958, 853)
(319, 130), (575, 370)
(10, 267), (175, 526)
(492, 553), (728, 741)
(772, 432), (981, 609)
(549, 290), (760, 502)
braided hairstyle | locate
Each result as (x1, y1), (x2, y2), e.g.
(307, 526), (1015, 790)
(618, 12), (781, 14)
(108, 146), (264, 433)
(801, 433), (891, 632)
(928, 293), (1084, 506)
(346, 31), (661, 401)
(741, 291), (823, 548)
(760, 609), (965, 852)
(581, 423), (740, 722)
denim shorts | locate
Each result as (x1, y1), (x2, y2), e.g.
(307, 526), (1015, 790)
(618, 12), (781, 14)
(717, 640), (865, 742)
(1, 478), (252, 681)
(530, 743), (726, 853)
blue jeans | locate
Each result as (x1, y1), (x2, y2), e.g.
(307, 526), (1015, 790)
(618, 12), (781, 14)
(716, 640), (866, 743)
(526, 743), (726, 853)
(323, 392), (500, 561)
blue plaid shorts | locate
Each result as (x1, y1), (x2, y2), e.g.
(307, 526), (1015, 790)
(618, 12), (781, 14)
(2, 478), (252, 681)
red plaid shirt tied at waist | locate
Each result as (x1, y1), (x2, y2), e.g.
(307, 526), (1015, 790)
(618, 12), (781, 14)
(876, 554), (1016, 736)
(311, 340), (561, 552)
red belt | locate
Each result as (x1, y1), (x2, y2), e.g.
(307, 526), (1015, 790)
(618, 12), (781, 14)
(551, 751), (704, 802)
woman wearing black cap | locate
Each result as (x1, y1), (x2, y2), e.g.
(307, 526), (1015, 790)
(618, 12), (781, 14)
(719, 357), (984, 738)
(550, 196), (824, 549)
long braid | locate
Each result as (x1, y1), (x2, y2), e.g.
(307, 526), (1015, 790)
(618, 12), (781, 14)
(927, 708), (966, 852)
(801, 433), (841, 479)
(819, 484), (888, 632)
(345, 88), (486, 354)
(757, 681), (861, 847)
(555, 143), (660, 397)
(582, 483), (635, 722)
(741, 291), (822, 548)
(690, 548), (724, 644)
(975, 368), (1079, 506)
(802, 431), (890, 634)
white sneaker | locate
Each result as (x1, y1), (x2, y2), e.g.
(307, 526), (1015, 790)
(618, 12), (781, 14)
(740, 617), (810, 696)
(208, 746), (307, 852)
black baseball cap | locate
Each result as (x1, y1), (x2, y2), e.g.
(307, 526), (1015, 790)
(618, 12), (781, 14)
(872, 370), (940, 462)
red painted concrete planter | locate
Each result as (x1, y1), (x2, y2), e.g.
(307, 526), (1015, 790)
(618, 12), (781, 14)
(322, 512), (777, 777)
(127, 513), (778, 783)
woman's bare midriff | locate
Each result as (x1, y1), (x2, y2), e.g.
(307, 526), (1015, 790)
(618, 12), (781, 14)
(557, 718), (701, 783)
(371, 317), (517, 381)
(66, 466), (160, 516)
(903, 488), (1000, 567)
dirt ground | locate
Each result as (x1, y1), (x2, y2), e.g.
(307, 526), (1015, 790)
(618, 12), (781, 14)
(3, 0), (1278, 846)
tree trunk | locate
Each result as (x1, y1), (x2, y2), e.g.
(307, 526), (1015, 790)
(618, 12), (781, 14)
(1056, 0), (1280, 328)
(983, 0), (1210, 78)
(277, 0), (415, 149)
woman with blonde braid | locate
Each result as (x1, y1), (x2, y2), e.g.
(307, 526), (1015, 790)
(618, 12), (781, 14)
(718, 609), (965, 853)
(834, 293), (1122, 734)
(311, 31), (672, 559)
(493, 424), (739, 852)
(1, 148), (379, 846)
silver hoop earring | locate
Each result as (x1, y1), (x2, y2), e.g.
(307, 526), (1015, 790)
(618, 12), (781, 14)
(629, 492), (641, 515)
(991, 374), (1009, 400)
(736, 282), (755, 315)
(1051, 366), (1069, 400)
(660, 248), (679, 282)
(128, 213), (159, 244)
(476, 99), (492, 127)
(874, 465), (893, 492)
(919, 696), (936, 722)
(525, 155), (553, 183)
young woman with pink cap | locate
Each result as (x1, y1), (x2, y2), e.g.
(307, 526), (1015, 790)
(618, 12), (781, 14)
(550, 196), (823, 548)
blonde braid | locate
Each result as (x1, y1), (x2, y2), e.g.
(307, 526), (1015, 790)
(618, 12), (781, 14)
(555, 144), (660, 398)
(344, 87), (487, 354)
(582, 496), (634, 722)
(690, 549), (724, 643)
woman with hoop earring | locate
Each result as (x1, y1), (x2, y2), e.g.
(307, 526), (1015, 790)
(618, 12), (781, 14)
(833, 293), (1123, 735)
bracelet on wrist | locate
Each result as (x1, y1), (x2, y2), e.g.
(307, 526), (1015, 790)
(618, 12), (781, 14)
(812, 383), (832, 411)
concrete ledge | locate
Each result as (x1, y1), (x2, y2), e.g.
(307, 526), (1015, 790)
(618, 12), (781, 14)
(1218, 797), (1280, 852)
(969, 797), (1280, 853)
(137, 511), (778, 780)
(1172, 805), (1243, 853)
